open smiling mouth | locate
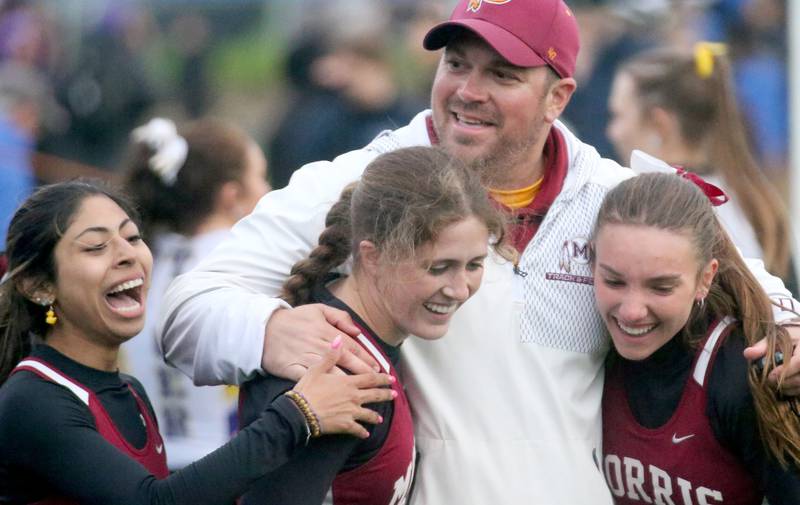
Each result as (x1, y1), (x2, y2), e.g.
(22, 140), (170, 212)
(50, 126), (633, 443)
(105, 278), (144, 314)
(424, 302), (458, 315)
(452, 112), (495, 128)
(615, 318), (657, 337)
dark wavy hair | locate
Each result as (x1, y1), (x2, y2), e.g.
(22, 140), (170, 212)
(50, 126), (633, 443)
(0, 179), (138, 384)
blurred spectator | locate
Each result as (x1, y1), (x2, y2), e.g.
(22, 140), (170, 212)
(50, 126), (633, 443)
(264, 32), (347, 190)
(0, 0), (54, 70)
(703, 0), (788, 172)
(167, 12), (212, 118)
(393, 2), (448, 107)
(121, 116), (270, 469)
(265, 12), (418, 189)
(38, 2), (156, 170)
(606, 44), (796, 290)
(0, 62), (53, 247)
(564, 0), (674, 159)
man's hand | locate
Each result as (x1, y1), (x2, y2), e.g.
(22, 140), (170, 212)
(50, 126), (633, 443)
(744, 325), (800, 395)
(262, 304), (380, 381)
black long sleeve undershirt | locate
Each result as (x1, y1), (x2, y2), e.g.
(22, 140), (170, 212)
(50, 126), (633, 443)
(239, 280), (400, 505)
(0, 345), (307, 505)
(617, 329), (800, 504)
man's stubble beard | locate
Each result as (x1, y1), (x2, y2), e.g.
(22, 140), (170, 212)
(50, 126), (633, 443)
(455, 119), (548, 190)
(433, 99), (550, 190)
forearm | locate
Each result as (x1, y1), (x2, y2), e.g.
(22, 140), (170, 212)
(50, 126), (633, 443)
(163, 395), (308, 503)
(159, 275), (288, 385)
(15, 392), (307, 505)
(158, 157), (370, 386)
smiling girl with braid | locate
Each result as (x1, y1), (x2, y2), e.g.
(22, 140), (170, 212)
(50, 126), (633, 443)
(239, 146), (512, 505)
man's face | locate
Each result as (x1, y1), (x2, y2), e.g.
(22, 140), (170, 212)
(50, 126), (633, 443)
(430, 34), (555, 187)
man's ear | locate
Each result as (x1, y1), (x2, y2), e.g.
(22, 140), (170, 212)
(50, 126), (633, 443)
(545, 77), (577, 123)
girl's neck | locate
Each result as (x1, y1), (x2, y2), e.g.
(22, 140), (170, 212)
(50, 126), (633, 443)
(330, 274), (406, 347)
(193, 213), (236, 236)
(45, 328), (119, 372)
(659, 141), (711, 175)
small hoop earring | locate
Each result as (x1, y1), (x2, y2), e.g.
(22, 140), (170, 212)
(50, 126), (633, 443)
(696, 297), (705, 310)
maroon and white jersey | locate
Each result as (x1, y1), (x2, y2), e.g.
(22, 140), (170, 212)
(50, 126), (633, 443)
(239, 285), (416, 505)
(11, 357), (168, 505)
(329, 325), (416, 504)
(602, 317), (761, 505)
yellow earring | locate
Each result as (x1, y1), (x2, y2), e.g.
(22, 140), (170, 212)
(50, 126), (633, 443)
(46, 305), (57, 325)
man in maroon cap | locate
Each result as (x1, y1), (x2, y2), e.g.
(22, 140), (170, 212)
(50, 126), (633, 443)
(159, 1), (799, 503)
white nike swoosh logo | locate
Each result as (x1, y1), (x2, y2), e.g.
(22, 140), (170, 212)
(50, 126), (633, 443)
(671, 433), (695, 444)
(156, 444), (163, 454)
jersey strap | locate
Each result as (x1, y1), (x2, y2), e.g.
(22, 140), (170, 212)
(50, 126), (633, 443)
(355, 333), (391, 373)
(692, 315), (736, 387)
(14, 359), (91, 405)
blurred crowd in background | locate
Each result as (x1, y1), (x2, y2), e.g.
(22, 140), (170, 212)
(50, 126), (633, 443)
(0, 0), (789, 235)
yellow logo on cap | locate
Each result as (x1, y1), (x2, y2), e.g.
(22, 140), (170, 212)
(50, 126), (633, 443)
(547, 47), (557, 60)
(467, 0), (511, 13)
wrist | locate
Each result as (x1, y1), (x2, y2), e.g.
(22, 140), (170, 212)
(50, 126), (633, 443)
(262, 306), (289, 371)
(284, 389), (321, 442)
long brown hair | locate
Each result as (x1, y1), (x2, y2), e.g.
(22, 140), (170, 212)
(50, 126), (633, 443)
(595, 173), (800, 467)
(123, 118), (257, 237)
(281, 146), (513, 306)
(619, 47), (791, 279)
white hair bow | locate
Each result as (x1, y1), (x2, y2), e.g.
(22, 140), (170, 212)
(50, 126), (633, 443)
(131, 118), (189, 186)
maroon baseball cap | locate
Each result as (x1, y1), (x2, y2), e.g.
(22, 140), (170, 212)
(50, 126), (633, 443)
(423, 0), (580, 78)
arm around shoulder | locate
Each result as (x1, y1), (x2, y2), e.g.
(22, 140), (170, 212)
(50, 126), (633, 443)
(158, 151), (379, 386)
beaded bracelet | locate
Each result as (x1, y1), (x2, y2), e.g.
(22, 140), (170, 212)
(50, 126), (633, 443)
(284, 390), (322, 439)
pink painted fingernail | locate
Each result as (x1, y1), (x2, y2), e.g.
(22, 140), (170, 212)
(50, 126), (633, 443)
(391, 390), (398, 398)
(378, 415), (384, 423)
(331, 335), (343, 350)
(389, 376), (396, 383)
